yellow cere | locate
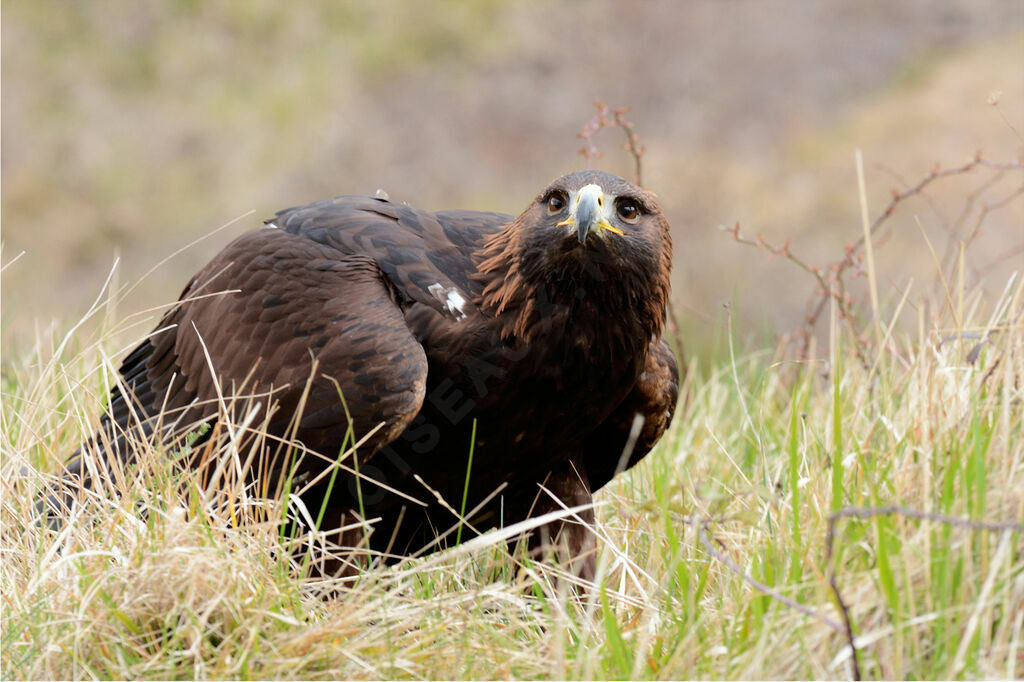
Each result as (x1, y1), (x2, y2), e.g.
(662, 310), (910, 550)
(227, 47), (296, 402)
(596, 220), (624, 236)
(555, 217), (624, 236)
(555, 184), (625, 238)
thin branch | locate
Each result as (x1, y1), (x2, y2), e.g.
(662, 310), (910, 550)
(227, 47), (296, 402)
(577, 101), (647, 187)
(794, 154), (1019, 358)
(694, 517), (845, 632)
(827, 505), (1024, 533)
(988, 91), (1022, 143)
(960, 183), (1024, 254)
(825, 505), (1023, 681)
(938, 169), (1006, 272)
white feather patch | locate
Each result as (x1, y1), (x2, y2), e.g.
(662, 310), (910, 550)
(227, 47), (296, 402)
(428, 283), (468, 320)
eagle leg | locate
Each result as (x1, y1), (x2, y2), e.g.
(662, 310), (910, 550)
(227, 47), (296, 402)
(510, 457), (597, 584)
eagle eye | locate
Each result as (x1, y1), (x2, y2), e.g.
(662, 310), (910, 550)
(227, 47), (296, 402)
(546, 191), (567, 215)
(616, 198), (641, 224)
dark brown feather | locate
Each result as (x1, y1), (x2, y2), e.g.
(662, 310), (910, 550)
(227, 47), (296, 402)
(48, 170), (680, 580)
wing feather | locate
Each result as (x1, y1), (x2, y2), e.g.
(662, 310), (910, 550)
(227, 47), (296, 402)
(271, 197), (511, 320)
(65, 228), (428, 492)
(583, 339), (681, 491)
(169, 228), (429, 467)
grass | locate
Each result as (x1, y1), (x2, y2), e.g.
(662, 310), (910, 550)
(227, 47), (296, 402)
(2, 255), (1021, 679)
(3, 148), (1024, 678)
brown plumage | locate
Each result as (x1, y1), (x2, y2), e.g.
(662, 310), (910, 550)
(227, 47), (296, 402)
(47, 170), (680, 580)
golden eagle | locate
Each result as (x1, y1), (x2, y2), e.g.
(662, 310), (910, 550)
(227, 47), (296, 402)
(46, 170), (679, 580)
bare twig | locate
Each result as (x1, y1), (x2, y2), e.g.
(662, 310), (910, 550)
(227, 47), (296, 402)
(719, 222), (870, 368)
(578, 101), (647, 187)
(960, 184), (1024, 256)
(938, 169), (1006, 270)
(693, 516), (845, 632)
(724, 154), (1024, 361)
(988, 90), (1022, 142)
(828, 504), (1023, 533)
(809, 156), (1023, 357)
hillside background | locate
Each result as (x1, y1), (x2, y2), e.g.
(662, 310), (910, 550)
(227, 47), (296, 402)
(3, 5), (1023, 679)
(3, 0), (1022, 353)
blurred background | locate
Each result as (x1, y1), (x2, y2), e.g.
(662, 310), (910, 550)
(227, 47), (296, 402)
(3, 1), (1022, 360)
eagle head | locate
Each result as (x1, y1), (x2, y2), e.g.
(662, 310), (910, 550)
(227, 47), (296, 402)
(476, 170), (673, 343)
(520, 170), (671, 281)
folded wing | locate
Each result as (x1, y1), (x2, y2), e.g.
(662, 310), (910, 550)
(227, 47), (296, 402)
(53, 228), (428, 508)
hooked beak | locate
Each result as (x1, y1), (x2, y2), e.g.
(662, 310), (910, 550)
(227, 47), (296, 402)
(574, 185), (602, 243)
(557, 184), (624, 243)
